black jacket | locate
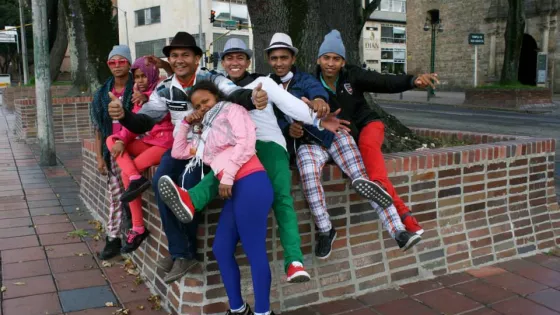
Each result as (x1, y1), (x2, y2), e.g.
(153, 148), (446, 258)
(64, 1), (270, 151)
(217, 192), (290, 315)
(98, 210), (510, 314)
(315, 65), (416, 139)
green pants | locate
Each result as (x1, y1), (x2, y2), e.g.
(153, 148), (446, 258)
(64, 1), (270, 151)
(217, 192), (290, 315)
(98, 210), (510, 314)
(188, 140), (303, 272)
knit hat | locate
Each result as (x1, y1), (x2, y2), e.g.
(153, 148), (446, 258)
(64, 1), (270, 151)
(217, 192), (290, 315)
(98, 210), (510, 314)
(108, 45), (132, 64)
(318, 30), (346, 59)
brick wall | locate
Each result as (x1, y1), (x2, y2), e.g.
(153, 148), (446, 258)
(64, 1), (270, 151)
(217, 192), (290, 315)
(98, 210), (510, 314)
(79, 129), (559, 315)
(464, 88), (555, 111)
(2, 85), (71, 111)
(15, 97), (93, 143)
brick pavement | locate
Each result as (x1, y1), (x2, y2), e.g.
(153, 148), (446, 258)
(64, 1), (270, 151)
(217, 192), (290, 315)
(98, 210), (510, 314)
(0, 107), (167, 315)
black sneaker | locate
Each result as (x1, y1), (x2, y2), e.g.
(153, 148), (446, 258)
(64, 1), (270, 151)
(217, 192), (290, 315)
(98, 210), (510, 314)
(120, 176), (151, 203)
(315, 227), (337, 259)
(98, 236), (122, 260)
(225, 304), (253, 315)
(395, 231), (422, 252)
(121, 229), (150, 254)
(352, 178), (393, 209)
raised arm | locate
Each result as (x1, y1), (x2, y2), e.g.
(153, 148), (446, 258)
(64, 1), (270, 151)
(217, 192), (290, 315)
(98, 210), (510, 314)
(119, 90), (169, 134)
(350, 66), (415, 94)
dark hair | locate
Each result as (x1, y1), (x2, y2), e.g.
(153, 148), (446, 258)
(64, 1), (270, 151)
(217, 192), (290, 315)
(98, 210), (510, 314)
(187, 80), (227, 102)
(267, 47), (295, 58)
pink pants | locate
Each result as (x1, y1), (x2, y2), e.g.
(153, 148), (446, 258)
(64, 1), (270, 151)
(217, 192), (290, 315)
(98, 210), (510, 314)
(106, 136), (167, 227)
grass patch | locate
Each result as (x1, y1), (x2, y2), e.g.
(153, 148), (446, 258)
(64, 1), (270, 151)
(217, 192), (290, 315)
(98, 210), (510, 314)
(67, 229), (90, 238)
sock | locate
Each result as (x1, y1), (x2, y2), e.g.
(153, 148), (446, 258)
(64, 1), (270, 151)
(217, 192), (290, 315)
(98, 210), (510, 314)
(130, 174), (142, 181)
(254, 312), (270, 315)
(132, 225), (145, 234)
(107, 236), (119, 241)
(231, 303), (246, 313)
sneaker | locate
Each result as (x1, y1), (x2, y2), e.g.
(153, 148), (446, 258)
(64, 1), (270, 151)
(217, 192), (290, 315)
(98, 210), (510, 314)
(120, 176), (151, 203)
(163, 258), (198, 284)
(98, 236), (122, 260)
(315, 227), (337, 259)
(158, 175), (195, 223)
(395, 231), (422, 252)
(225, 304), (253, 315)
(286, 261), (311, 283)
(121, 229), (150, 254)
(402, 212), (424, 235)
(155, 256), (174, 273)
(352, 178), (393, 209)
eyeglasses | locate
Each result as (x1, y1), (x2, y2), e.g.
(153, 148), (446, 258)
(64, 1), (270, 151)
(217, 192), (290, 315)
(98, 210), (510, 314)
(107, 59), (129, 68)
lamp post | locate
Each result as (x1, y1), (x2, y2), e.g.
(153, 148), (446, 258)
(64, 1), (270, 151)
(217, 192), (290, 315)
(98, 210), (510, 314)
(113, 6), (129, 47)
(424, 10), (443, 101)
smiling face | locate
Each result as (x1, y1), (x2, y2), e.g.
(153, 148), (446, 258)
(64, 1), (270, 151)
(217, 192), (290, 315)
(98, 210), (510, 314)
(168, 48), (201, 80)
(107, 55), (130, 78)
(190, 89), (218, 116)
(317, 53), (345, 79)
(267, 48), (296, 77)
(221, 52), (251, 81)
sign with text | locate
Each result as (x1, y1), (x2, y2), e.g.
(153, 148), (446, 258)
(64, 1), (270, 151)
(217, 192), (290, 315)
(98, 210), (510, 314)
(468, 33), (485, 45)
(537, 53), (548, 85)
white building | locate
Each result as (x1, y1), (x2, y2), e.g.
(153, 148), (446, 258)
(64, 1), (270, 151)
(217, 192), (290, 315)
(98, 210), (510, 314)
(115, 0), (253, 71)
(361, 0), (407, 74)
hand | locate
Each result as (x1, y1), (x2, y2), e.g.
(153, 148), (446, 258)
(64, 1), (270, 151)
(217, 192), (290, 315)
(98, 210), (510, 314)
(252, 83), (268, 110)
(131, 84), (148, 105)
(96, 157), (107, 175)
(302, 97), (329, 118)
(184, 111), (203, 124)
(289, 121), (304, 139)
(414, 73), (440, 89)
(110, 141), (125, 159)
(320, 108), (351, 134)
(108, 92), (124, 120)
(145, 55), (165, 69)
(219, 183), (233, 199)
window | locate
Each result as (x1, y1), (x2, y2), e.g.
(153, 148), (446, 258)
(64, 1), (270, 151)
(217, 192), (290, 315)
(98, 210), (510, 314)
(380, 48), (406, 74)
(381, 49), (393, 60)
(135, 39), (166, 58)
(377, 0), (406, 13)
(212, 1), (249, 30)
(381, 25), (406, 43)
(135, 6), (161, 26)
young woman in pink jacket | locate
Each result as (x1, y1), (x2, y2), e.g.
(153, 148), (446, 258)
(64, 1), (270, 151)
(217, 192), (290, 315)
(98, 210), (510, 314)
(106, 57), (174, 253)
(158, 81), (275, 315)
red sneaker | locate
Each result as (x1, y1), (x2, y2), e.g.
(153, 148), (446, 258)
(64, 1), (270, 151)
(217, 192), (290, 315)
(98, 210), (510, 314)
(158, 175), (195, 223)
(286, 261), (310, 283)
(402, 213), (424, 235)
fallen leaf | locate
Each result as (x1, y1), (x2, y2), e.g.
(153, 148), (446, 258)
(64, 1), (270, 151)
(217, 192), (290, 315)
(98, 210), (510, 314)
(74, 252), (89, 257)
(12, 282), (26, 286)
(126, 268), (139, 276)
(105, 302), (115, 307)
(1, 286), (6, 292)
(102, 261), (113, 268)
(137, 305), (145, 310)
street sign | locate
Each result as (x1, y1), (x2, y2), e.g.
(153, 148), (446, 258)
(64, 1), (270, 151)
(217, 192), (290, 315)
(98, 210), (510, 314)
(0, 29), (17, 44)
(468, 33), (485, 45)
(225, 20), (237, 30)
(537, 52), (548, 85)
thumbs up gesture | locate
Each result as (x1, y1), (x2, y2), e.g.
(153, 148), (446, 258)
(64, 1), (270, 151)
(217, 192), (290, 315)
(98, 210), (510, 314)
(108, 92), (125, 120)
(131, 83), (148, 105)
(251, 82), (268, 110)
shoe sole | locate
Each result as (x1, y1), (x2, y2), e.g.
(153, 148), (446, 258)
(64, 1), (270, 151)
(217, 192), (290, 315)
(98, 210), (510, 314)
(316, 231), (337, 260)
(155, 259), (173, 273)
(163, 261), (197, 284)
(415, 229), (425, 236)
(120, 230), (150, 254)
(287, 270), (311, 283)
(401, 234), (422, 252)
(120, 180), (151, 203)
(158, 176), (194, 224)
(352, 178), (393, 209)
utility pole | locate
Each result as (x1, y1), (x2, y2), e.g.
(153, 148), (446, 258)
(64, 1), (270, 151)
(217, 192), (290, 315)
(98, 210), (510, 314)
(31, 0), (56, 166)
(18, 0), (29, 85)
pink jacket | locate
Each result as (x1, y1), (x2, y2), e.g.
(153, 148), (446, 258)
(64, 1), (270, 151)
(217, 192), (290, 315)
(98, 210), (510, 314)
(171, 102), (262, 185)
(114, 92), (174, 149)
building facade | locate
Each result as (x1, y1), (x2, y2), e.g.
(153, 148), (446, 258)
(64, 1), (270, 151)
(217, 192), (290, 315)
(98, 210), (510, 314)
(407, 0), (560, 91)
(361, 0), (407, 74)
(115, 0), (253, 71)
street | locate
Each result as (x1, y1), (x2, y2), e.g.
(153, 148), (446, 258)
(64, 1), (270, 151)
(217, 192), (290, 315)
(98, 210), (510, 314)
(378, 101), (560, 197)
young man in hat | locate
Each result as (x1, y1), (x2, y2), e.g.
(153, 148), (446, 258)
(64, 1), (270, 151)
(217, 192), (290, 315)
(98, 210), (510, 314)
(265, 33), (421, 259)
(156, 37), (351, 283)
(315, 30), (439, 236)
(107, 32), (269, 284)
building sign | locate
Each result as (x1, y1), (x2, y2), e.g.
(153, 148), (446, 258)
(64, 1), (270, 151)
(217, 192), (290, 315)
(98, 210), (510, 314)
(365, 32), (380, 50)
(468, 33), (485, 45)
(537, 52), (548, 85)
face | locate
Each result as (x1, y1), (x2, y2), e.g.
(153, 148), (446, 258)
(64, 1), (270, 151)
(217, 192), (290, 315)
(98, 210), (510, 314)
(168, 48), (201, 79)
(133, 68), (149, 92)
(107, 55), (130, 78)
(221, 53), (251, 80)
(267, 48), (296, 77)
(317, 53), (345, 78)
(191, 89), (217, 115)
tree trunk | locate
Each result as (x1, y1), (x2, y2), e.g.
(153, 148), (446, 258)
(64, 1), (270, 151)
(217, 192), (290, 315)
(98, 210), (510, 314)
(64, 0), (94, 94)
(247, 0), (426, 152)
(500, 0), (525, 84)
(47, 0), (58, 51)
(31, 0), (56, 166)
(49, 0), (67, 82)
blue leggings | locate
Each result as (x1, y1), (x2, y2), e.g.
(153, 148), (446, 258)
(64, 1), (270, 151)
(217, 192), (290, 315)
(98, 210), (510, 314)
(212, 171), (273, 313)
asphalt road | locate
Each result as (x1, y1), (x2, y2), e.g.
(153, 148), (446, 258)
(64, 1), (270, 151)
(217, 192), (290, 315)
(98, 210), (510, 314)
(378, 102), (560, 197)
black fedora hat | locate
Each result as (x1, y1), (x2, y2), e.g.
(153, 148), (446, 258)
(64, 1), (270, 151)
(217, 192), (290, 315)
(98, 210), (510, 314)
(162, 32), (203, 57)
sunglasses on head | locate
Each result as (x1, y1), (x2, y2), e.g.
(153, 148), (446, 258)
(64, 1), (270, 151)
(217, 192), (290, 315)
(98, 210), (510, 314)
(107, 59), (129, 68)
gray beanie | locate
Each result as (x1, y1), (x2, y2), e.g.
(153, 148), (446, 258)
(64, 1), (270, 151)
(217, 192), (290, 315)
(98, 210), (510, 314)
(318, 30), (346, 59)
(108, 45), (132, 64)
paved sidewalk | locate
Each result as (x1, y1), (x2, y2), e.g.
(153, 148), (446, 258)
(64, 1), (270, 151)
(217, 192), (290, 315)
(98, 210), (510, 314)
(0, 107), (167, 315)
(372, 90), (466, 106)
